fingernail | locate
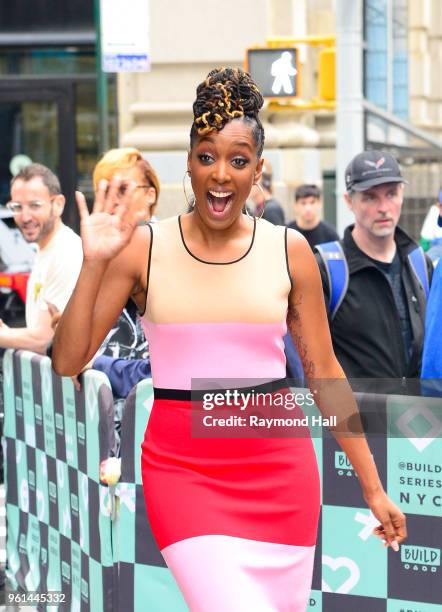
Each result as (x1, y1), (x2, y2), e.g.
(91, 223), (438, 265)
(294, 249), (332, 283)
(391, 540), (399, 552)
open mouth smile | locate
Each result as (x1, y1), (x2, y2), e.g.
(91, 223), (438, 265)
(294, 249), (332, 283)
(207, 190), (234, 217)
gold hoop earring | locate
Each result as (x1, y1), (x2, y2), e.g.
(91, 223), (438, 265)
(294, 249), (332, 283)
(183, 170), (195, 209)
(252, 182), (266, 220)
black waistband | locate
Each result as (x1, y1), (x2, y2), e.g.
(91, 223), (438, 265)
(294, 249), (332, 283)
(153, 378), (289, 401)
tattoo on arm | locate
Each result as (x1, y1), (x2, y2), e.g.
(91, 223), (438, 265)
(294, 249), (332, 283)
(287, 294), (316, 379)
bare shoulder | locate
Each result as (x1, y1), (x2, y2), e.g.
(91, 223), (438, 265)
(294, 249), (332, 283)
(100, 223), (152, 312)
(130, 223), (152, 255)
(285, 226), (318, 281)
(112, 223), (152, 273)
(286, 226), (309, 249)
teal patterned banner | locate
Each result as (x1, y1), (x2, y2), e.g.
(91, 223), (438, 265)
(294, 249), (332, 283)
(3, 350), (441, 611)
(4, 349), (116, 611)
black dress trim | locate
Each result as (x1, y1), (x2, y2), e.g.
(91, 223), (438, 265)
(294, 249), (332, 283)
(178, 214), (256, 265)
(285, 226), (294, 291)
(140, 222), (153, 316)
(153, 377), (289, 401)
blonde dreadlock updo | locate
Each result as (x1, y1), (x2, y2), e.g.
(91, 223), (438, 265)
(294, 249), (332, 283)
(190, 67), (265, 158)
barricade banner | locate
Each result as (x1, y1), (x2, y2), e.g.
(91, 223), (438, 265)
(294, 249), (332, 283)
(114, 379), (187, 611)
(312, 390), (441, 610)
(3, 357), (441, 611)
(118, 382), (441, 612)
(3, 349), (117, 611)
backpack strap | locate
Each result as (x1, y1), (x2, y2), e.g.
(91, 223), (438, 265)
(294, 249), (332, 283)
(408, 246), (430, 299)
(315, 241), (349, 319)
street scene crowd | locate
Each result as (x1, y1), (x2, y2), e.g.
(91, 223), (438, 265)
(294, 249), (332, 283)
(1, 146), (441, 391)
(0, 66), (441, 612)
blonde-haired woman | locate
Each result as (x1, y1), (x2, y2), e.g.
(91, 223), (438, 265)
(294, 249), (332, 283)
(93, 147), (160, 221)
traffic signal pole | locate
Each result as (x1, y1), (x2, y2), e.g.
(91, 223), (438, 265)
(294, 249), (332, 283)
(336, 0), (364, 234)
(94, 0), (110, 154)
(266, 35), (335, 47)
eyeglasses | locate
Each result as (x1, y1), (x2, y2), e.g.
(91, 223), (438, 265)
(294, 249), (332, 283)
(6, 200), (53, 215)
(120, 184), (152, 196)
(105, 184), (152, 197)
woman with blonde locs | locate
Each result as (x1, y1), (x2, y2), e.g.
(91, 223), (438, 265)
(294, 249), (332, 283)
(52, 67), (406, 611)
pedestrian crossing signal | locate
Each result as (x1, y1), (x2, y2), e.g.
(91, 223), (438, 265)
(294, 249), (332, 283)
(245, 47), (299, 98)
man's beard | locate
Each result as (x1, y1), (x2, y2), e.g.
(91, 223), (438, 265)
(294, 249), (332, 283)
(21, 215), (56, 244)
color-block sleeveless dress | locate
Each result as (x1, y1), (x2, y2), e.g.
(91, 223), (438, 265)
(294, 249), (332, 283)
(140, 215), (320, 611)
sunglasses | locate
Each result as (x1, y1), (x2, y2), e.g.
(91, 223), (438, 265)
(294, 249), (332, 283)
(105, 183), (152, 197)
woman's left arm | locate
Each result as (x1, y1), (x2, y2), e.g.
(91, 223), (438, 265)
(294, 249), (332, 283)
(286, 229), (407, 550)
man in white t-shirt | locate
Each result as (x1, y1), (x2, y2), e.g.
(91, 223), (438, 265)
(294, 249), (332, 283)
(0, 163), (83, 353)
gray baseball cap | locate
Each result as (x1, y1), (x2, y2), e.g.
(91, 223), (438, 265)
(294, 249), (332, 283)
(345, 150), (406, 192)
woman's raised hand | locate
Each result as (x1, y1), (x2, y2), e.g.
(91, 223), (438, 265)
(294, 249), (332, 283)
(76, 178), (146, 261)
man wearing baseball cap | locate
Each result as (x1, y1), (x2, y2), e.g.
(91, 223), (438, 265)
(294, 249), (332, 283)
(315, 150), (433, 379)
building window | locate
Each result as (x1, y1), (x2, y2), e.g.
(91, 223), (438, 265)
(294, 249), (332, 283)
(0, 1), (93, 32)
(364, 0), (409, 119)
(392, 0), (408, 119)
(0, 47), (117, 211)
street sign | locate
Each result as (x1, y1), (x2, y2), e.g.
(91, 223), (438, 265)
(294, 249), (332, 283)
(246, 47), (299, 98)
(100, 0), (150, 73)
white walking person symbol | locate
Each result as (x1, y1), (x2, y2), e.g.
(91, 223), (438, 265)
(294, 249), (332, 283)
(271, 51), (297, 95)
